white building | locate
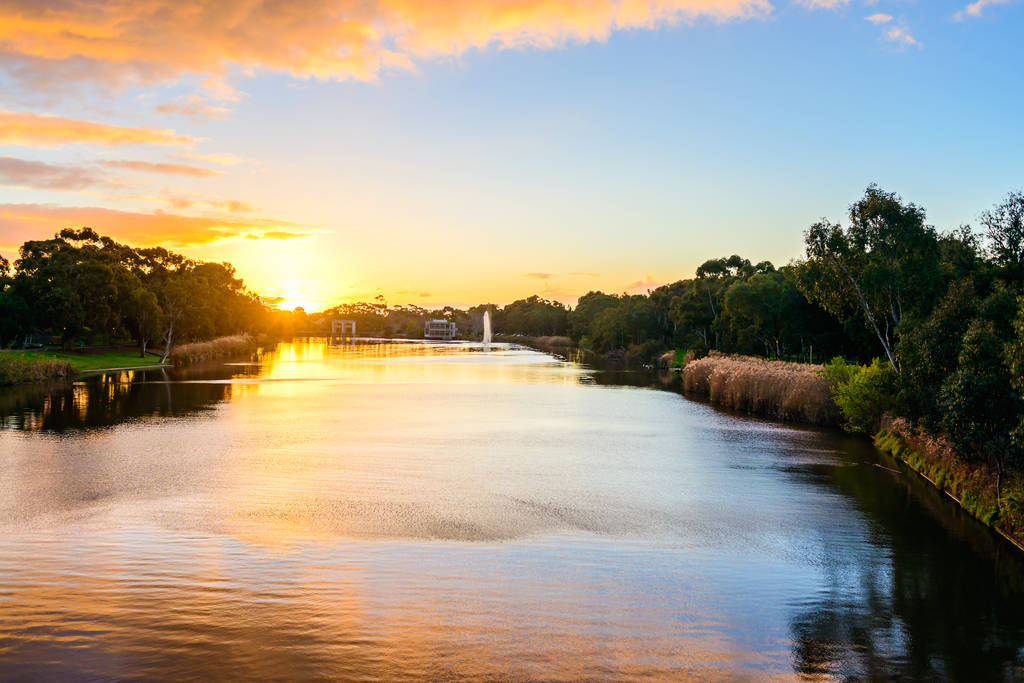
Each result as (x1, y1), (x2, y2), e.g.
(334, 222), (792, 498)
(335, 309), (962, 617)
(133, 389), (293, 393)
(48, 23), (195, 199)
(424, 319), (457, 340)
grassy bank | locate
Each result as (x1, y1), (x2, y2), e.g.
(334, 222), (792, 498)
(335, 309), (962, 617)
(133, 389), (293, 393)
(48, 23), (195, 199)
(0, 353), (76, 386)
(681, 352), (839, 425)
(0, 350), (168, 385)
(874, 417), (1024, 549)
(170, 334), (258, 366)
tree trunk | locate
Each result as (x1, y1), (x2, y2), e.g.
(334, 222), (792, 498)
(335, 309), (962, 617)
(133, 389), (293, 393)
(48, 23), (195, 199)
(832, 256), (900, 374)
(160, 321), (174, 364)
(140, 337), (148, 358)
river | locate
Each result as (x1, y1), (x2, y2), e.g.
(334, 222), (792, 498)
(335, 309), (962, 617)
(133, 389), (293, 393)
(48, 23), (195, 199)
(1, 339), (1023, 680)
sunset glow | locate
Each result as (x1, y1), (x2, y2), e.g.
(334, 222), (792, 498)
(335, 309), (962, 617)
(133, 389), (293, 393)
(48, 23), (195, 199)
(1, 1), (1021, 309)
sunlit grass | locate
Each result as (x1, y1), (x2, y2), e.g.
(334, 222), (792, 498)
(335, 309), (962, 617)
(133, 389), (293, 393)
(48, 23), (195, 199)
(1, 350), (164, 375)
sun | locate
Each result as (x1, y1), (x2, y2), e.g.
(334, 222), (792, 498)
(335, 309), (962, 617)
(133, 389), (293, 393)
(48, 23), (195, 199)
(265, 284), (328, 313)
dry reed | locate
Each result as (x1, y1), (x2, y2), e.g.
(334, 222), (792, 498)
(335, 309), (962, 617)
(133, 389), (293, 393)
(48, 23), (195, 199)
(681, 352), (838, 425)
(170, 334), (257, 366)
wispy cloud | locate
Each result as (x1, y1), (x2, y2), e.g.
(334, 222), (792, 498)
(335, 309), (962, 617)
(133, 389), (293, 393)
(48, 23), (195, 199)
(954, 0), (1012, 21)
(865, 13), (893, 25)
(100, 160), (222, 177)
(156, 95), (230, 120)
(883, 26), (922, 49)
(0, 109), (194, 147)
(0, 156), (104, 191)
(525, 272), (553, 279)
(795, 0), (852, 8)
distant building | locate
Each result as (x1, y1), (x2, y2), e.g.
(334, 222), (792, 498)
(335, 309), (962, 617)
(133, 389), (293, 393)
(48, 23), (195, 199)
(331, 319), (356, 338)
(424, 319), (457, 340)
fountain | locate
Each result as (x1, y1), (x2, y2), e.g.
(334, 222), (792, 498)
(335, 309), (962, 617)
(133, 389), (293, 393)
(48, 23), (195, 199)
(482, 310), (492, 345)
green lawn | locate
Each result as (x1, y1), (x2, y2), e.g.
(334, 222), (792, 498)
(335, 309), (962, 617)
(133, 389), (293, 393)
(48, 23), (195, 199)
(4, 350), (167, 372)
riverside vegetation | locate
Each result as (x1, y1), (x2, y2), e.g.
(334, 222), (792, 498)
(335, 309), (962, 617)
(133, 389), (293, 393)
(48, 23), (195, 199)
(3, 186), (1024, 546)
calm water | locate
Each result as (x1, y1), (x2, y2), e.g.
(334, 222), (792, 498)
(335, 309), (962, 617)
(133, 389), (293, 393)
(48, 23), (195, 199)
(2, 340), (1024, 680)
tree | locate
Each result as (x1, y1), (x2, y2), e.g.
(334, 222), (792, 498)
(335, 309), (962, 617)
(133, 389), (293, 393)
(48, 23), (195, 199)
(897, 280), (978, 426)
(155, 271), (206, 362)
(721, 272), (802, 358)
(568, 291), (619, 341)
(801, 185), (942, 374)
(940, 320), (1022, 503)
(12, 230), (123, 348)
(981, 191), (1024, 282)
(125, 286), (163, 357)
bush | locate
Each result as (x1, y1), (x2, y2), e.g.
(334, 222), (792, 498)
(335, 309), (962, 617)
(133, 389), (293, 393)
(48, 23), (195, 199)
(822, 357), (898, 433)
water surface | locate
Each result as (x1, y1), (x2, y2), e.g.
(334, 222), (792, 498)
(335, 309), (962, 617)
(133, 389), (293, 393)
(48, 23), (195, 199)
(1, 340), (1023, 680)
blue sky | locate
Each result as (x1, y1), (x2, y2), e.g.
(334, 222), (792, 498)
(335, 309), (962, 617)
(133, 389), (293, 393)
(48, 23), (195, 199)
(0, 0), (1020, 308)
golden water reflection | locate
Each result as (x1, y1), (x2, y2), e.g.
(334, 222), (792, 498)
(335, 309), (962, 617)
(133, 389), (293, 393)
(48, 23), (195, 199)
(2, 340), (1024, 679)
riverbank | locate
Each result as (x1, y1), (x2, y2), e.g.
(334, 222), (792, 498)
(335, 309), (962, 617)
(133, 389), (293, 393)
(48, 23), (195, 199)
(874, 416), (1024, 551)
(0, 350), (165, 385)
(1, 333), (260, 385)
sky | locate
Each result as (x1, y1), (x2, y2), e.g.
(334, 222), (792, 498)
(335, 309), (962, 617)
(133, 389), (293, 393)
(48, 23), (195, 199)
(0, 0), (1021, 311)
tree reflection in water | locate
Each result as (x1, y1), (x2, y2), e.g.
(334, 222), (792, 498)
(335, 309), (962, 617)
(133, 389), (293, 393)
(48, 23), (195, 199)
(788, 434), (1024, 680)
(0, 361), (260, 431)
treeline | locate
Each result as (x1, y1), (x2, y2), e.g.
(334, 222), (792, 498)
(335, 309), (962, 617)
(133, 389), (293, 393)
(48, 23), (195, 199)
(0, 228), (280, 359)
(291, 295), (570, 341)
(319, 185), (1023, 510)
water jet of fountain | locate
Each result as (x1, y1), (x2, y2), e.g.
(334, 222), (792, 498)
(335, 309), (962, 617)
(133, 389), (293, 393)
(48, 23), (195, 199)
(482, 310), (492, 345)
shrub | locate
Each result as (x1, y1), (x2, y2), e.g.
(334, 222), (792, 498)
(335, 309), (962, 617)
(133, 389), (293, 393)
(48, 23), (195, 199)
(821, 357), (898, 434)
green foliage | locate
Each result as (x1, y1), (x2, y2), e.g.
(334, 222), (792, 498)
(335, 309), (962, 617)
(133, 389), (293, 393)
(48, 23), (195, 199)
(822, 357), (898, 433)
(496, 296), (567, 336)
(1, 228), (284, 355)
(568, 292), (619, 341)
(897, 279), (978, 426)
(0, 354), (75, 385)
(981, 190), (1024, 283)
(800, 185), (943, 374)
(939, 320), (1021, 464)
(721, 271), (803, 358)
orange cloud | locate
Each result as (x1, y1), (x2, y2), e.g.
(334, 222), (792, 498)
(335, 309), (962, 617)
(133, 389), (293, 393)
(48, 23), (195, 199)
(0, 109), (194, 147)
(245, 230), (313, 240)
(155, 95), (230, 120)
(0, 203), (305, 247)
(100, 159), (222, 177)
(0, 1), (773, 88)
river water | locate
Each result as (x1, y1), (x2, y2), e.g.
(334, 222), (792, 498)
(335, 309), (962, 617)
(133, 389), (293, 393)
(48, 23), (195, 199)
(1, 340), (1023, 680)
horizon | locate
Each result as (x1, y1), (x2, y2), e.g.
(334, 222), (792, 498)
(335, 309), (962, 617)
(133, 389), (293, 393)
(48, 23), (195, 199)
(1, 1), (1021, 310)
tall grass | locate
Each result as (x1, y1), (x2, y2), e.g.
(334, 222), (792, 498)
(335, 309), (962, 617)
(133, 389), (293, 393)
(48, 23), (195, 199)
(682, 352), (839, 425)
(170, 334), (257, 366)
(0, 354), (75, 386)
